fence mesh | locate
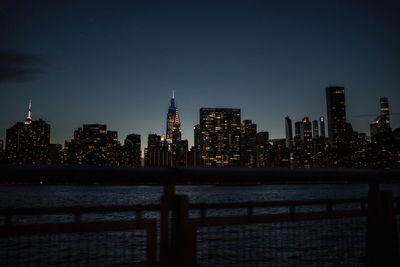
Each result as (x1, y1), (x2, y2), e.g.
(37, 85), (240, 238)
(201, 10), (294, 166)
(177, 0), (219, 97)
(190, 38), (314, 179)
(196, 217), (366, 266)
(0, 230), (148, 266)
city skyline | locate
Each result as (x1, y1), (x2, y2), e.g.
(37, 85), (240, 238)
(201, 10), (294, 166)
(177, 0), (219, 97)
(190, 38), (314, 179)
(1, 1), (400, 149)
(0, 89), (399, 151)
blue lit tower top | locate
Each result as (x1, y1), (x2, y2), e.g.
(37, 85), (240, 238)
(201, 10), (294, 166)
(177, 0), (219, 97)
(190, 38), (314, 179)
(169, 90), (176, 111)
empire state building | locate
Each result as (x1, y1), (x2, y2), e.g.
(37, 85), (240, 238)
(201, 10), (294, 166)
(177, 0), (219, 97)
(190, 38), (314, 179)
(166, 91), (181, 146)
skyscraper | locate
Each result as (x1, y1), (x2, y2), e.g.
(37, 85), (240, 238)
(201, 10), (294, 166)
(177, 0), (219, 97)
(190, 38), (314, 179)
(241, 120), (257, 167)
(255, 131), (270, 167)
(62, 124), (121, 166)
(124, 133), (141, 166)
(200, 108), (241, 166)
(370, 97), (391, 136)
(319, 116), (326, 138)
(285, 116), (293, 148)
(326, 86), (347, 145)
(380, 97), (390, 123)
(166, 91), (180, 145)
(194, 124), (201, 150)
(312, 120), (319, 138)
(300, 117), (312, 150)
(6, 101), (50, 164)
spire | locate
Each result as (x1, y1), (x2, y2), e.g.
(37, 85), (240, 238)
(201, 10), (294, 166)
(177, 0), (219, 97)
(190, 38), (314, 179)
(27, 99), (32, 120)
(169, 90), (176, 110)
(25, 99), (32, 125)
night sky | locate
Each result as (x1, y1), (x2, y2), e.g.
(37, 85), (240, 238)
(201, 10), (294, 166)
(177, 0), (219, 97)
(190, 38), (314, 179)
(1, 0), (399, 151)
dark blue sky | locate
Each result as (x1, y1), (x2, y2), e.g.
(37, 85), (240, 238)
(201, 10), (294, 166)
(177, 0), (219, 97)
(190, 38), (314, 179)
(1, 0), (399, 150)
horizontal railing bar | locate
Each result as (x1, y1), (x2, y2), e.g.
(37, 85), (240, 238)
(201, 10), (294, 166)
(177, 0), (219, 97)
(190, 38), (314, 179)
(189, 198), (367, 209)
(1, 164), (400, 185)
(190, 210), (366, 226)
(0, 204), (161, 216)
(0, 219), (157, 236)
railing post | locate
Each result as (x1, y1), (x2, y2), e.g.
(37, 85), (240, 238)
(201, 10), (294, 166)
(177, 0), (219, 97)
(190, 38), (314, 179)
(366, 184), (399, 266)
(171, 194), (196, 267)
(160, 184), (175, 267)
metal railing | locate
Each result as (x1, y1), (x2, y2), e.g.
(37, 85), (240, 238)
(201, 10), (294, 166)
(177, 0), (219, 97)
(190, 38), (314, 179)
(1, 164), (400, 266)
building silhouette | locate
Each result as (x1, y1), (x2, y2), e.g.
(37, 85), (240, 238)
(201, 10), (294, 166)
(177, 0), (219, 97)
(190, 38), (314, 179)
(300, 117), (312, 150)
(326, 86), (347, 146)
(124, 134), (141, 167)
(319, 116), (326, 138)
(194, 124), (201, 151)
(285, 116), (293, 148)
(241, 120), (257, 167)
(145, 133), (171, 167)
(370, 97), (391, 137)
(6, 101), (50, 165)
(255, 131), (270, 167)
(199, 108), (241, 166)
(312, 120), (319, 139)
(166, 91), (181, 146)
(62, 124), (122, 166)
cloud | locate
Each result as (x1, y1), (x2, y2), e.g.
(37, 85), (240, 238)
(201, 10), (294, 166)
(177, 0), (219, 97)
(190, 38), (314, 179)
(0, 51), (45, 83)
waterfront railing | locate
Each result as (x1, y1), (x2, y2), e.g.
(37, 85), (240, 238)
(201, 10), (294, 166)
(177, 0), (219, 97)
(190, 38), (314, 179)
(1, 165), (400, 266)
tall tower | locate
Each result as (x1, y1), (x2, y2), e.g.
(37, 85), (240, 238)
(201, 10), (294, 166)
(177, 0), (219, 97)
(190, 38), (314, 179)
(326, 86), (346, 145)
(24, 100), (32, 126)
(380, 97), (390, 126)
(319, 116), (326, 138)
(300, 117), (312, 150)
(370, 97), (391, 136)
(312, 120), (319, 138)
(241, 120), (257, 167)
(285, 116), (293, 148)
(166, 91), (177, 144)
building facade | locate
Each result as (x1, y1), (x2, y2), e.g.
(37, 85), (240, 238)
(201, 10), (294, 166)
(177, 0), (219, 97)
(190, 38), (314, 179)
(326, 86), (347, 145)
(199, 108), (241, 166)
(5, 101), (50, 165)
(285, 116), (293, 148)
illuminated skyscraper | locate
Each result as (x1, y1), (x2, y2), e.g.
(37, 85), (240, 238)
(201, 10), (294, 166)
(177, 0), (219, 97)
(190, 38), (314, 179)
(62, 124), (121, 166)
(6, 101), (50, 164)
(300, 117), (312, 150)
(166, 91), (178, 145)
(285, 116), (293, 148)
(326, 86), (347, 145)
(370, 97), (391, 136)
(241, 120), (257, 167)
(319, 116), (326, 138)
(312, 120), (319, 138)
(200, 108), (241, 166)
(255, 131), (270, 167)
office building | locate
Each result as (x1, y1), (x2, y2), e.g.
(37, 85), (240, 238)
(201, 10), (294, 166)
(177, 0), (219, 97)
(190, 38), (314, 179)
(6, 101), (50, 164)
(255, 131), (270, 167)
(319, 116), (326, 138)
(300, 117), (312, 150)
(326, 86), (347, 145)
(241, 120), (257, 167)
(370, 97), (391, 136)
(62, 124), (121, 166)
(285, 116), (293, 148)
(200, 108), (241, 166)
(124, 133), (141, 166)
(312, 120), (319, 138)
(194, 124), (201, 150)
